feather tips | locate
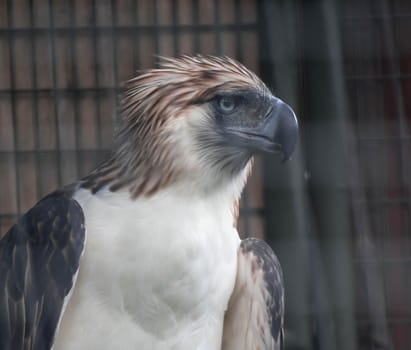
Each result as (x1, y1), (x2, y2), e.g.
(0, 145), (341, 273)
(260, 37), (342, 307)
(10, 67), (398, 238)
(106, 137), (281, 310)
(222, 238), (284, 350)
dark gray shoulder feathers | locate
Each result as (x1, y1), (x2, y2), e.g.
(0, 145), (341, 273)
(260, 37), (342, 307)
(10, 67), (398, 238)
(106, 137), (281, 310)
(0, 188), (86, 350)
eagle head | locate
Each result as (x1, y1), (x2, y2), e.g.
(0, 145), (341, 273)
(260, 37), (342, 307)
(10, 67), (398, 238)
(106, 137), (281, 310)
(111, 55), (298, 197)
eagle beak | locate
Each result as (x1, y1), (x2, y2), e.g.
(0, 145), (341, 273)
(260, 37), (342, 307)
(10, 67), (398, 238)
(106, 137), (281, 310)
(262, 97), (298, 162)
(227, 97), (298, 162)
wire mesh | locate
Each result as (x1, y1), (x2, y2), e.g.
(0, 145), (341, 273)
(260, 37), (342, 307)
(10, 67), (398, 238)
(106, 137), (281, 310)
(1, 1), (410, 349)
(341, 0), (411, 349)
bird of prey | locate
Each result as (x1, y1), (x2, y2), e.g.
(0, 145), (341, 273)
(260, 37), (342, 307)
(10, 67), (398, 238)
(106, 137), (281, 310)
(0, 55), (298, 350)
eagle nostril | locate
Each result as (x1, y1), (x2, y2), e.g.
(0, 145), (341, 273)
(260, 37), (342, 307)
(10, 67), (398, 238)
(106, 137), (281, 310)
(263, 105), (274, 121)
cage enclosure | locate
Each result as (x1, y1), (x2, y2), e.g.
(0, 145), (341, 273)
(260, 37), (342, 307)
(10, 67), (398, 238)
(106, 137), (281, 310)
(0, 1), (410, 349)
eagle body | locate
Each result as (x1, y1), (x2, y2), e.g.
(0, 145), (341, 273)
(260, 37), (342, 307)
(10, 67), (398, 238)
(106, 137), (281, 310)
(0, 56), (297, 350)
(54, 176), (245, 349)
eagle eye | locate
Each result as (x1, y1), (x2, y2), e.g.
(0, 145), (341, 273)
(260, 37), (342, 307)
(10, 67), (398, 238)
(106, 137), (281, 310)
(216, 96), (237, 113)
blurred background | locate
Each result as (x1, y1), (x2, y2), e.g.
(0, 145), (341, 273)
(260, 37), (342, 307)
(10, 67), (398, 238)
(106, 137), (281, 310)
(0, 0), (410, 349)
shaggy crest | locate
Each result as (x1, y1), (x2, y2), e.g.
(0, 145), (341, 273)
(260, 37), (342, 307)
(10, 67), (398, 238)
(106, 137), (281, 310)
(81, 55), (268, 198)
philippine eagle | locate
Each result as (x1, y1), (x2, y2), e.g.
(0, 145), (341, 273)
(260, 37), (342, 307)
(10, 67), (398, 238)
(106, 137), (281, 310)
(0, 56), (298, 350)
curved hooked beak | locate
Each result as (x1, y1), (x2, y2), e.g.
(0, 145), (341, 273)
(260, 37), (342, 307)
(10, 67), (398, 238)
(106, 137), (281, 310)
(261, 97), (299, 161)
(226, 97), (299, 162)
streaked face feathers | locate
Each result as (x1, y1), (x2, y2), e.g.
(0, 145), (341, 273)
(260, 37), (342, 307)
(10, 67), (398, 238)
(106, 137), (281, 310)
(121, 55), (269, 124)
(82, 55), (298, 199)
(110, 56), (270, 196)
